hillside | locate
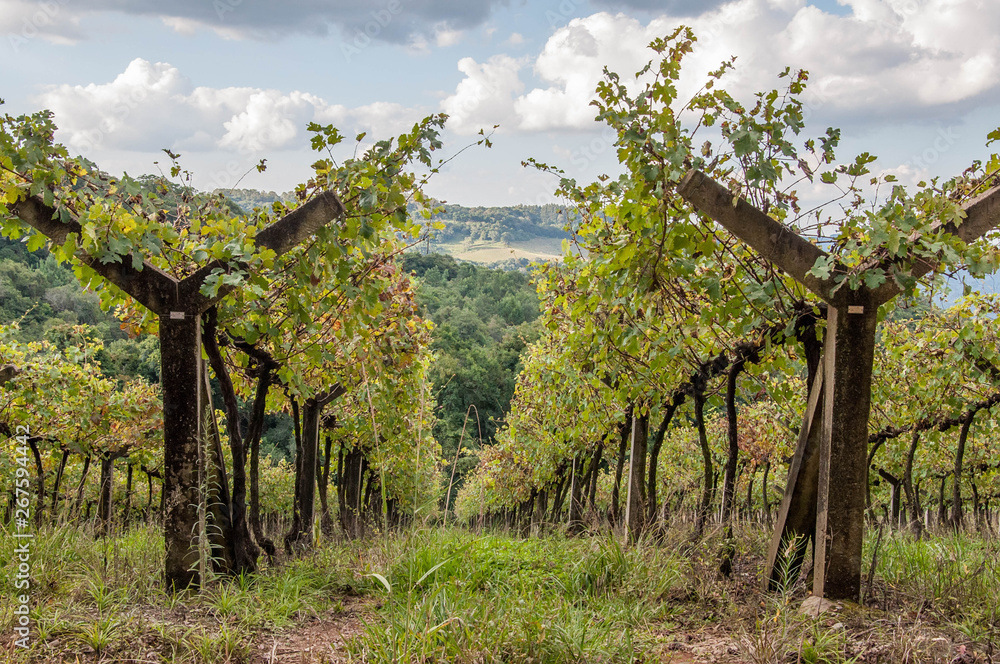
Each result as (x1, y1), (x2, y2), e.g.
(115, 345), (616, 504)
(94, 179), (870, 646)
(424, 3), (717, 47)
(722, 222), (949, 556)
(218, 189), (573, 268)
(0, 232), (540, 473)
(399, 253), (542, 504)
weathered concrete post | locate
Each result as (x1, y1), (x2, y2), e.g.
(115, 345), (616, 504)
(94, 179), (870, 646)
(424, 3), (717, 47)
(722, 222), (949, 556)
(159, 312), (203, 590)
(679, 169), (1000, 600)
(12, 190), (344, 590)
(815, 297), (878, 599)
(765, 361), (823, 590)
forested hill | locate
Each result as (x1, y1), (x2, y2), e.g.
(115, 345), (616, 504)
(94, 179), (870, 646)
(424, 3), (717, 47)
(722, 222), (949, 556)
(399, 253), (542, 503)
(0, 237), (159, 382)
(421, 203), (571, 244)
(0, 238), (541, 482)
(1, 179), (549, 489)
(219, 189), (574, 269)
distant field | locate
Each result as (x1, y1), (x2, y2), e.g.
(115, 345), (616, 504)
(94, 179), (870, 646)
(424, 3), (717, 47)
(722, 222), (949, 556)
(437, 237), (566, 264)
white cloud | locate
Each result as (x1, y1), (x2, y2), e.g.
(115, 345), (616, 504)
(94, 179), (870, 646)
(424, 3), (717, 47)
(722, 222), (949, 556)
(434, 25), (464, 47)
(219, 90), (325, 152)
(1, 0), (82, 47)
(319, 101), (423, 141)
(440, 55), (526, 134)
(404, 32), (431, 54)
(15, 1), (1000, 205)
(34, 58), (425, 155)
(516, 14), (663, 131)
(159, 16), (200, 35)
(879, 162), (929, 188)
(37, 59), (198, 153)
(441, 1), (1000, 134)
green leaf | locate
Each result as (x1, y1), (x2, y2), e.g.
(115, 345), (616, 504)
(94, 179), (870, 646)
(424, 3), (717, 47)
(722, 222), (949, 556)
(887, 228), (900, 256)
(808, 255), (834, 279)
(415, 558), (453, 587)
(366, 573), (391, 594)
(26, 232), (46, 252)
(862, 270), (886, 290)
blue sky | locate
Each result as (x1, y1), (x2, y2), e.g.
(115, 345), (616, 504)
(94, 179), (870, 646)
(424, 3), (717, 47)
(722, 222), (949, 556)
(2, 0), (999, 207)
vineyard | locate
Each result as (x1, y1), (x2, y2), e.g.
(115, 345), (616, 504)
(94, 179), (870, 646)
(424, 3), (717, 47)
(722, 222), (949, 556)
(2, 28), (1000, 664)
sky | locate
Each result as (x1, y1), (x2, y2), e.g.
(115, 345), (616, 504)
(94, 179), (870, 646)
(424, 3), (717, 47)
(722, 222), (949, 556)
(1, 0), (999, 207)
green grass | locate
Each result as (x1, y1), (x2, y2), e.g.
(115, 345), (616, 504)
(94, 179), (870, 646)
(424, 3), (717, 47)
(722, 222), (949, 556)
(0, 522), (358, 662)
(348, 530), (685, 662)
(872, 530), (999, 606)
(1, 521), (997, 663)
(866, 528), (1000, 647)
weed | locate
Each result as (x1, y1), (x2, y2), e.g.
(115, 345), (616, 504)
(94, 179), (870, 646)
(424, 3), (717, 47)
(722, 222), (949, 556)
(73, 614), (123, 655)
(1, 521), (997, 663)
(208, 583), (247, 619)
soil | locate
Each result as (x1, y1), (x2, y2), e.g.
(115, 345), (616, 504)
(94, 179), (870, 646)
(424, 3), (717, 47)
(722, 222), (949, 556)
(249, 597), (375, 664)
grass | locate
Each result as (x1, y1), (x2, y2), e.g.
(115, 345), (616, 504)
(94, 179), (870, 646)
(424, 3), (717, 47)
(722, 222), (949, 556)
(872, 530), (999, 611)
(436, 238), (565, 265)
(348, 531), (684, 662)
(0, 521), (997, 662)
(0, 521), (359, 662)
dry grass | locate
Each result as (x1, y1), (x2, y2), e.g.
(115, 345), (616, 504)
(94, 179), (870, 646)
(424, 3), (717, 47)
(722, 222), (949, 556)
(1, 521), (997, 663)
(437, 237), (565, 264)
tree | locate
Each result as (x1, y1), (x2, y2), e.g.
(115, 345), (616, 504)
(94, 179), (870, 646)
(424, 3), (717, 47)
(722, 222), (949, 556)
(480, 27), (1000, 601)
(0, 325), (161, 532)
(0, 113), (466, 589)
(200, 119), (446, 551)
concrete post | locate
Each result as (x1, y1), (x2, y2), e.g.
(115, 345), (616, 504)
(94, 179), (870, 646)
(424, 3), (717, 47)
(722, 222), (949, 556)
(160, 313), (203, 590)
(814, 300), (878, 600)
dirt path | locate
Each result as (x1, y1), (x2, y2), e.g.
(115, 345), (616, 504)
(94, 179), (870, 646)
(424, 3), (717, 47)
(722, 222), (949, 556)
(246, 598), (723, 664)
(249, 597), (374, 664)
